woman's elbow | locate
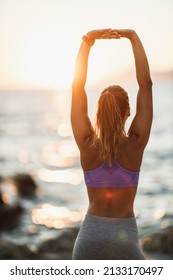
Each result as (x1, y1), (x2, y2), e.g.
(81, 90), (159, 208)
(147, 77), (153, 88)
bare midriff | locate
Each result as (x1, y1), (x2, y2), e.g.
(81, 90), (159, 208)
(86, 186), (137, 218)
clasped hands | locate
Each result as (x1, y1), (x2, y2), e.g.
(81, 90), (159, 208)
(86, 29), (135, 40)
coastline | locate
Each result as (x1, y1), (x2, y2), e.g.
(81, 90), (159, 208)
(0, 226), (173, 260)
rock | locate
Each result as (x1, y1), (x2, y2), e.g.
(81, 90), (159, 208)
(0, 190), (4, 205)
(11, 174), (38, 198)
(141, 233), (162, 252)
(0, 176), (4, 205)
(37, 227), (79, 259)
(0, 178), (23, 231)
(0, 240), (36, 260)
(161, 227), (173, 253)
(0, 203), (23, 231)
(141, 226), (173, 254)
(0, 227), (79, 260)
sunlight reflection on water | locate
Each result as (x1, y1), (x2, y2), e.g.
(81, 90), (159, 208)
(57, 123), (72, 137)
(38, 168), (82, 185)
(42, 141), (79, 167)
(32, 204), (82, 229)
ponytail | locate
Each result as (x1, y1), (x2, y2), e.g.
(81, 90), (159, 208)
(92, 85), (129, 166)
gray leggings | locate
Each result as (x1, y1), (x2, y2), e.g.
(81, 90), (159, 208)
(72, 214), (145, 260)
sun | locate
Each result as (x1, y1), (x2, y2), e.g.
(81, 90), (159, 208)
(21, 39), (75, 89)
(3, 32), (76, 90)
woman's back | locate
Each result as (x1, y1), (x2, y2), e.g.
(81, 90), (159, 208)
(80, 137), (143, 218)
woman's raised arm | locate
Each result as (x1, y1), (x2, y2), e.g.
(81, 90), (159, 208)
(113, 29), (153, 150)
(71, 29), (116, 150)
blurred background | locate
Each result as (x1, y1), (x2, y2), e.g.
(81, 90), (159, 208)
(0, 0), (173, 257)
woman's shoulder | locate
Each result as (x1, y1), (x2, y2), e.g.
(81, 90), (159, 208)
(80, 145), (103, 171)
(118, 137), (144, 171)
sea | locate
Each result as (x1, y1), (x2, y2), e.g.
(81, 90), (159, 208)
(0, 78), (173, 250)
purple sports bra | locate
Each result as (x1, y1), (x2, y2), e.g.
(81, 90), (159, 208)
(83, 161), (140, 188)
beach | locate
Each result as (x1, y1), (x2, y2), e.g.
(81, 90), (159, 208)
(0, 77), (173, 260)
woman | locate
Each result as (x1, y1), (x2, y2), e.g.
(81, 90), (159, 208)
(71, 29), (153, 260)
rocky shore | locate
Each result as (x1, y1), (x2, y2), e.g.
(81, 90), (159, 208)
(0, 227), (79, 260)
(0, 226), (173, 260)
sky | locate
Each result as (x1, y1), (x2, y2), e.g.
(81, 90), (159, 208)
(0, 0), (173, 90)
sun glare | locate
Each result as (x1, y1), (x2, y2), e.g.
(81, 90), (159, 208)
(21, 39), (75, 89)
(1, 30), (76, 90)
(1, 0), (172, 90)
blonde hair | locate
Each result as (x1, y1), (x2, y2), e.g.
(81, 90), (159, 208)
(92, 85), (130, 166)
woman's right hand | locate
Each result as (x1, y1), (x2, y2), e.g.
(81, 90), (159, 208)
(111, 29), (136, 40)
